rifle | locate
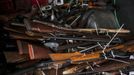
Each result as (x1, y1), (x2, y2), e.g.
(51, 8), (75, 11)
(5, 26), (122, 43)
(49, 40), (134, 62)
(9, 19), (130, 34)
(32, 20), (130, 34)
(93, 60), (134, 72)
(63, 60), (134, 75)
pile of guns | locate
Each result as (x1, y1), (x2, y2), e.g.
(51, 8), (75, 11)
(2, 0), (134, 75)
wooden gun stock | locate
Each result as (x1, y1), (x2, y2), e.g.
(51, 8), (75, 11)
(50, 52), (101, 64)
(49, 52), (101, 62)
(70, 53), (100, 63)
(49, 52), (82, 61)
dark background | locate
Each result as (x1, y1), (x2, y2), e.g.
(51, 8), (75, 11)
(0, 0), (134, 74)
(0, 0), (134, 35)
(117, 0), (134, 35)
